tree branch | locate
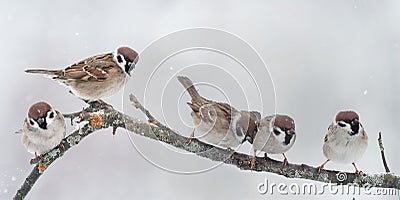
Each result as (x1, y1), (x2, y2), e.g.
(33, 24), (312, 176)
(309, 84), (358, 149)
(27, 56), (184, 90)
(14, 96), (400, 199)
(378, 132), (391, 173)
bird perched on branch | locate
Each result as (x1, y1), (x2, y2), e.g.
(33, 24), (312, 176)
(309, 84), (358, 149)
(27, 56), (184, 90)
(247, 114), (296, 168)
(25, 46), (139, 103)
(16, 102), (66, 156)
(317, 110), (368, 174)
(177, 76), (260, 149)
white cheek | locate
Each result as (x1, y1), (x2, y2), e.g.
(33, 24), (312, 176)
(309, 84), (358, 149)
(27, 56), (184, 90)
(342, 124), (352, 132)
(46, 116), (55, 125)
(120, 60), (126, 69)
(31, 123), (39, 129)
(276, 132), (286, 143)
(113, 54), (126, 69)
(27, 118), (39, 129)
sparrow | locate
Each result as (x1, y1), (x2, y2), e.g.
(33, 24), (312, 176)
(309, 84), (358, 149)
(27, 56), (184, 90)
(16, 102), (66, 156)
(25, 46), (139, 102)
(177, 76), (260, 149)
(317, 110), (368, 174)
(247, 114), (296, 168)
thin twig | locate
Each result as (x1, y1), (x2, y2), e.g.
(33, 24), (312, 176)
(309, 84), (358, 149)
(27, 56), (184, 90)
(129, 94), (156, 123)
(378, 132), (390, 173)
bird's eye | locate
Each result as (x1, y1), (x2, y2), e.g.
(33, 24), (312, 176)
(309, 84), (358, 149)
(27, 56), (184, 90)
(117, 55), (123, 63)
(338, 121), (346, 127)
(273, 128), (281, 135)
(287, 129), (295, 135)
(49, 111), (54, 119)
(29, 119), (35, 126)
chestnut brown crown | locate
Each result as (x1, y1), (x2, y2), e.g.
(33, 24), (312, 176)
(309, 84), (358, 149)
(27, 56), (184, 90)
(28, 102), (52, 120)
(335, 111), (359, 122)
(117, 47), (139, 64)
(274, 115), (295, 130)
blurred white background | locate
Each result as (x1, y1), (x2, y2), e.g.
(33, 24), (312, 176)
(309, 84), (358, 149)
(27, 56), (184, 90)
(0, 0), (399, 199)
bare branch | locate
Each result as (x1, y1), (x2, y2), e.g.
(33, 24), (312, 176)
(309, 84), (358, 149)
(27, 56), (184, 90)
(128, 94), (400, 189)
(378, 132), (390, 173)
(14, 96), (400, 199)
(129, 94), (156, 123)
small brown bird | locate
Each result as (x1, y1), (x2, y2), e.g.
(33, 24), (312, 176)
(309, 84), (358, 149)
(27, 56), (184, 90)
(16, 102), (66, 155)
(317, 110), (368, 174)
(248, 114), (296, 168)
(25, 46), (139, 102)
(177, 76), (259, 149)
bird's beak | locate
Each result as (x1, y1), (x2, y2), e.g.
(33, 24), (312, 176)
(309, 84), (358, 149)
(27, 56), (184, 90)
(128, 63), (136, 76)
(125, 62), (136, 76)
(351, 119), (360, 127)
(37, 117), (47, 129)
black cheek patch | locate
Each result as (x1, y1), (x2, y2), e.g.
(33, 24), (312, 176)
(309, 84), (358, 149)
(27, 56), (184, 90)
(117, 55), (123, 63)
(125, 64), (133, 75)
(283, 133), (293, 145)
(350, 124), (360, 135)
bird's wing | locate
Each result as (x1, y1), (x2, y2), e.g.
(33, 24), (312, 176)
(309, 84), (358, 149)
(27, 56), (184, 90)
(324, 123), (335, 142)
(196, 102), (234, 129)
(237, 110), (261, 138)
(15, 119), (27, 134)
(63, 53), (116, 82)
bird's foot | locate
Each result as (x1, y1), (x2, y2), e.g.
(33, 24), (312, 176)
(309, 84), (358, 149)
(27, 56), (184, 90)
(317, 159), (330, 173)
(188, 130), (195, 144)
(282, 158), (289, 167)
(250, 156), (256, 169)
(282, 153), (289, 167)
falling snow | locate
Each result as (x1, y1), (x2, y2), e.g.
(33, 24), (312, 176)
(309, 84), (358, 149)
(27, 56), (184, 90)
(363, 90), (368, 95)
(11, 177), (16, 181)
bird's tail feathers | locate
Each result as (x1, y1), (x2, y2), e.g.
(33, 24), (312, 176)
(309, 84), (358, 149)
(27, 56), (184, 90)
(177, 76), (203, 101)
(25, 69), (63, 78)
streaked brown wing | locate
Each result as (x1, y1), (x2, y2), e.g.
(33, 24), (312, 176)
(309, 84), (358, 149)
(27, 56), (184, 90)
(62, 53), (114, 82)
(215, 102), (233, 122)
(237, 110), (260, 135)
